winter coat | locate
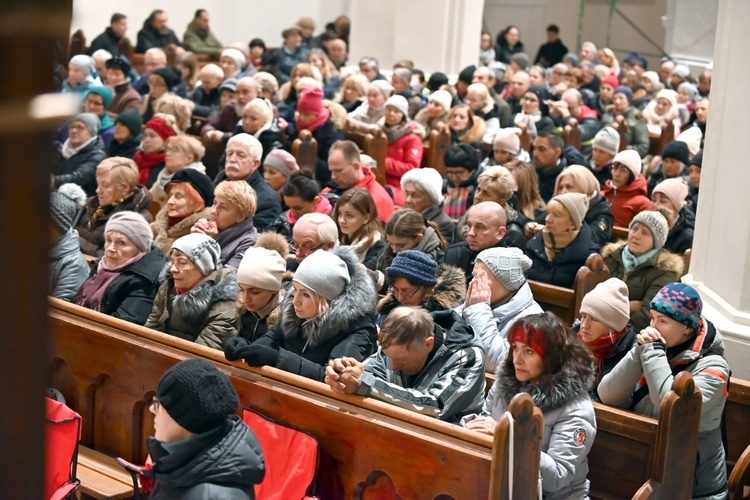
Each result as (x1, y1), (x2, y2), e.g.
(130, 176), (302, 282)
(456, 282), (544, 372)
(587, 157), (612, 191)
(323, 168), (395, 224)
(602, 242), (683, 331)
(83, 247), (167, 325)
(190, 86), (221, 118)
(444, 237), (525, 285)
(145, 267), (240, 349)
(600, 107), (650, 157)
(450, 117), (486, 152)
(375, 226), (445, 292)
(109, 81), (142, 117)
(201, 103), (242, 141)
(423, 204), (456, 244)
(481, 352), (597, 500)
(553, 107), (601, 156)
(413, 107), (449, 143)
(87, 27), (125, 57)
(573, 322), (637, 401)
(216, 217), (258, 273)
(239, 291), (284, 344)
(135, 23), (182, 54)
(385, 127), (424, 206)
(525, 223), (597, 289)
(214, 170), (282, 232)
(664, 206), (695, 256)
(585, 193), (614, 250)
(357, 310), (486, 422)
(601, 175), (652, 228)
(271, 44), (310, 84)
(150, 208), (212, 254)
(646, 164), (691, 198)
(182, 21), (223, 56)
(536, 158), (567, 203)
(442, 167), (481, 220)
(598, 320), (729, 498)
(147, 416), (264, 499)
(76, 185), (154, 256)
(495, 39), (525, 65)
(255, 247), (378, 382)
(49, 229), (90, 301)
(107, 133), (142, 159)
(54, 136), (107, 196)
(377, 264), (467, 319)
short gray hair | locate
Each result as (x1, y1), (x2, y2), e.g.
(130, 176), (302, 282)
(227, 133), (263, 161)
(297, 212), (339, 246)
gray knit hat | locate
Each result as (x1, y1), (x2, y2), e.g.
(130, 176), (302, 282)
(72, 112), (100, 136)
(293, 250), (351, 301)
(105, 211), (153, 252)
(50, 183), (87, 234)
(171, 233), (221, 275)
(385, 95), (409, 120)
(593, 127), (619, 156)
(401, 168), (443, 206)
(552, 192), (589, 230)
(263, 149), (299, 179)
(237, 247), (286, 291)
(580, 278), (630, 332)
(475, 247), (532, 292)
(629, 210), (669, 249)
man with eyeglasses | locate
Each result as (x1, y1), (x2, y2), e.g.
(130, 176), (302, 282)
(287, 212), (338, 271)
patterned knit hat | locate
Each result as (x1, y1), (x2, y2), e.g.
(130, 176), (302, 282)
(552, 192), (589, 230)
(385, 250), (438, 287)
(50, 183), (87, 234)
(580, 278), (630, 332)
(629, 211), (669, 249)
(171, 233), (221, 275)
(649, 282), (702, 331)
(475, 247), (532, 292)
(653, 178), (689, 212)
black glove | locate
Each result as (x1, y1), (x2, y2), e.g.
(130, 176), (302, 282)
(242, 344), (281, 367)
(223, 337), (251, 361)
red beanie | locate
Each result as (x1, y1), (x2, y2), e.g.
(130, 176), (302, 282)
(509, 323), (546, 360)
(145, 117), (177, 141)
(297, 86), (325, 115)
(601, 73), (619, 90)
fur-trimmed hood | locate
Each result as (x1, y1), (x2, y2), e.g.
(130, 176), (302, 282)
(377, 263), (467, 316)
(601, 241), (684, 276)
(278, 247), (378, 348)
(159, 265), (239, 328)
(453, 115), (486, 145)
(151, 207), (212, 254)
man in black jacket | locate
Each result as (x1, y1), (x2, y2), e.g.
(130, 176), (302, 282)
(88, 13), (128, 57)
(533, 131), (567, 202)
(534, 24), (568, 67)
(136, 9), (184, 55)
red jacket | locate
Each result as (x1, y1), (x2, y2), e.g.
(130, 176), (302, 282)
(357, 168), (395, 223)
(601, 174), (652, 227)
(386, 130), (423, 206)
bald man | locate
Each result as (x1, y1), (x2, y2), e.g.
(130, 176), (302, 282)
(190, 63), (224, 117)
(471, 67), (513, 127)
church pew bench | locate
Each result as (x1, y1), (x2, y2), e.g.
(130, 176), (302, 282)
(77, 446), (136, 500)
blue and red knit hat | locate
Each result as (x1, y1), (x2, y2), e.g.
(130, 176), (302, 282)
(649, 283), (702, 331)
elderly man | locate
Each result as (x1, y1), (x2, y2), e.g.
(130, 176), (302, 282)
(549, 88), (601, 155)
(183, 9), (223, 55)
(201, 76), (261, 143)
(288, 213), (338, 271)
(391, 68), (423, 118)
(325, 306), (485, 422)
(88, 13), (128, 57)
(533, 131), (567, 202)
(471, 66), (512, 127)
(133, 47), (168, 95)
(580, 41), (597, 63)
(660, 59), (676, 86)
(323, 141), (394, 223)
(105, 57), (142, 116)
(506, 70), (531, 116)
(214, 133), (281, 230)
(91, 49), (112, 84)
(327, 39), (348, 69)
(190, 63), (224, 118)
(136, 9), (183, 54)
(444, 202), (524, 283)
(359, 56), (386, 82)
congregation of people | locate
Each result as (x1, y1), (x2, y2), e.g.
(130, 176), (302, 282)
(49, 9), (730, 498)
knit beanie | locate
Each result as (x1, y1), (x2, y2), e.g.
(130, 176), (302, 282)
(426, 72), (449, 92)
(475, 247), (532, 292)
(85, 86), (114, 110)
(115, 109), (143, 138)
(653, 178), (689, 212)
(293, 250), (351, 301)
(563, 53), (579, 67)
(170, 233), (221, 275)
(458, 65), (477, 85)
(385, 250), (439, 287)
(552, 192), (589, 230)
(656, 89), (677, 107)
(70, 54), (96, 77)
(237, 247), (286, 291)
(593, 127), (620, 156)
(510, 52), (530, 70)
(580, 278), (630, 332)
(50, 183), (87, 233)
(263, 149), (299, 179)
(661, 140), (690, 166)
(221, 48), (247, 71)
(677, 127), (702, 157)
(385, 95), (409, 120)
(629, 211), (669, 249)
(600, 73), (619, 90)
(144, 116), (177, 142)
(220, 78), (238, 93)
(297, 86), (325, 115)
(640, 71), (661, 91)
(614, 86), (633, 105)
(493, 128), (521, 155)
(72, 113), (100, 136)
(671, 65), (690, 79)
(690, 150), (703, 169)
(613, 149), (642, 179)
(156, 358), (239, 434)
(370, 80), (394, 100)
(105, 211), (153, 252)
(401, 168), (443, 206)
(152, 67), (180, 90)
(167, 168), (215, 207)
(428, 90), (452, 112)
(649, 282), (702, 332)
(444, 143), (479, 171)
(678, 82), (699, 101)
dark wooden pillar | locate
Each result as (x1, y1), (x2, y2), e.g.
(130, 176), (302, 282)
(0, 3), (72, 498)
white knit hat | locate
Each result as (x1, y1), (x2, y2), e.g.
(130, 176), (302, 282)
(677, 126), (703, 157)
(493, 127), (521, 155)
(580, 278), (630, 332)
(612, 149), (642, 179)
(475, 247), (532, 292)
(171, 233), (221, 275)
(237, 247), (286, 291)
(221, 48), (246, 71)
(293, 250), (350, 301)
(385, 95), (409, 120)
(370, 80), (394, 100)
(401, 168), (443, 206)
(656, 89), (677, 107)
(428, 90), (452, 113)
(553, 192), (589, 230)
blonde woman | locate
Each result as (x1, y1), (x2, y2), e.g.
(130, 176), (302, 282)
(151, 135), (206, 205)
(336, 73), (369, 113)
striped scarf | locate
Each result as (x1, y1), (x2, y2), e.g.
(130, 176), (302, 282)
(442, 184), (475, 219)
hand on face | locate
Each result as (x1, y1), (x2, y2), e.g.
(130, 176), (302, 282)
(190, 218), (219, 239)
(637, 326), (666, 346)
(465, 269), (492, 307)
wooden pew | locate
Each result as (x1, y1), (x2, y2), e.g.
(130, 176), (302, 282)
(612, 225), (629, 242)
(728, 378), (750, 475)
(77, 446), (136, 499)
(563, 118), (582, 151)
(729, 443), (750, 500)
(648, 121), (676, 157)
(423, 124), (451, 177)
(364, 128), (388, 187)
(519, 125), (531, 154)
(615, 116), (630, 152)
(69, 29), (86, 60)
(292, 130), (318, 178)
(48, 299), (544, 499)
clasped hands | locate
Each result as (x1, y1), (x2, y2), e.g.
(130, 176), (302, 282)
(324, 357), (365, 394)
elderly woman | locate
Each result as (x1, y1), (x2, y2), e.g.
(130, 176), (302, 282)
(76, 157), (153, 256)
(514, 86), (555, 142)
(146, 233), (240, 349)
(413, 90), (452, 144)
(466, 83), (500, 144)
(49, 184), (90, 301)
(401, 167), (455, 242)
(273, 25), (310, 84)
(602, 211), (682, 331)
(600, 86), (650, 157)
(75, 211), (166, 325)
(150, 135), (207, 206)
(525, 192), (596, 288)
(381, 95), (424, 206)
(268, 172), (332, 243)
(83, 87), (115, 146)
(134, 115), (178, 188)
(553, 165), (614, 250)
(141, 67), (180, 123)
(62, 54), (101, 99)
(220, 48), (246, 80)
(336, 74), (368, 113)
(224, 247), (377, 382)
(232, 97), (281, 164)
(151, 169), (214, 253)
(262, 149), (299, 198)
(333, 188), (386, 270)
(447, 104), (486, 149)
(107, 110), (142, 159)
(54, 113), (107, 196)
(601, 149), (651, 227)
(191, 180), (258, 272)
(346, 80), (394, 133)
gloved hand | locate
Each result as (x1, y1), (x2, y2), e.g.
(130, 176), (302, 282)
(223, 337), (251, 361)
(241, 344), (281, 367)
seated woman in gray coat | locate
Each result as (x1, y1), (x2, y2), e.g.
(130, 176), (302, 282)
(49, 184), (90, 301)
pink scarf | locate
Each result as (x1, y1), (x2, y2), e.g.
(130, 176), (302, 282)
(295, 107), (330, 133)
(75, 252), (146, 311)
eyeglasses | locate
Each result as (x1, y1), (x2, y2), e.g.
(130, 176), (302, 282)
(291, 241), (326, 255)
(69, 124), (87, 131)
(392, 285), (422, 299)
(445, 169), (468, 179)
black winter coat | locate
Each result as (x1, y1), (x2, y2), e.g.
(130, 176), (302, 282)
(424, 204), (456, 244)
(54, 137), (107, 196)
(107, 134), (142, 159)
(135, 23), (182, 53)
(585, 193), (614, 251)
(664, 206), (695, 256)
(87, 27), (124, 57)
(525, 223), (597, 288)
(190, 86), (222, 118)
(214, 169), (282, 232)
(536, 158), (567, 203)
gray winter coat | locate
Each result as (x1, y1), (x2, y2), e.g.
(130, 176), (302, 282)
(49, 229), (90, 301)
(456, 282), (544, 373)
(598, 320), (729, 498)
(216, 217), (258, 273)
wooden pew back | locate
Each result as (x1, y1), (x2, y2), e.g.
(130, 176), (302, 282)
(69, 29), (86, 60)
(292, 130), (318, 178)
(364, 128), (388, 187)
(563, 119), (582, 151)
(425, 124), (451, 177)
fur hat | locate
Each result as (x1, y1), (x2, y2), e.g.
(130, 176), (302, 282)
(293, 250), (351, 301)
(50, 184), (87, 234)
(656, 89), (677, 107)
(105, 211), (153, 252)
(593, 127), (620, 156)
(170, 233), (221, 275)
(653, 178), (689, 212)
(428, 90), (452, 112)
(237, 247), (286, 291)
(629, 211), (669, 249)
(613, 149), (642, 179)
(552, 192), (589, 230)
(493, 127), (521, 155)
(385, 250), (438, 287)
(661, 140), (690, 166)
(650, 282), (702, 332)
(115, 109), (143, 138)
(614, 85), (633, 105)
(385, 95), (409, 120)
(475, 247), (532, 292)
(156, 358), (239, 434)
(580, 278), (630, 332)
(167, 169), (215, 207)
(263, 149), (299, 179)
(72, 113), (100, 136)
(401, 168), (443, 206)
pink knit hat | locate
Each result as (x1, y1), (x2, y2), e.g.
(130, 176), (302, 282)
(653, 178), (689, 212)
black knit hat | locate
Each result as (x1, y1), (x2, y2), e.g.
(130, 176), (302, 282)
(152, 67), (181, 90)
(426, 72), (449, 92)
(526, 85), (551, 116)
(690, 149), (703, 169)
(444, 143), (479, 171)
(115, 109), (143, 138)
(156, 359), (239, 434)
(458, 65), (477, 85)
(661, 140), (690, 166)
(105, 56), (132, 75)
(167, 169), (215, 207)
(385, 250), (438, 287)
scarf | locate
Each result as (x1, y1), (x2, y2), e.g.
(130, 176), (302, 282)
(347, 232), (381, 262)
(287, 196), (332, 225)
(61, 136), (96, 160)
(443, 185), (474, 219)
(384, 122), (413, 144)
(295, 107), (330, 133)
(621, 246), (660, 275)
(134, 150), (166, 185)
(579, 327), (627, 384)
(542, 228), (579, 261)
(99, 112), (114, 131)
(167, 214), (190, 229)
(75, 251), (146, 311)
(176, 275), (207, 295)
(89, 190), (134, 226)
